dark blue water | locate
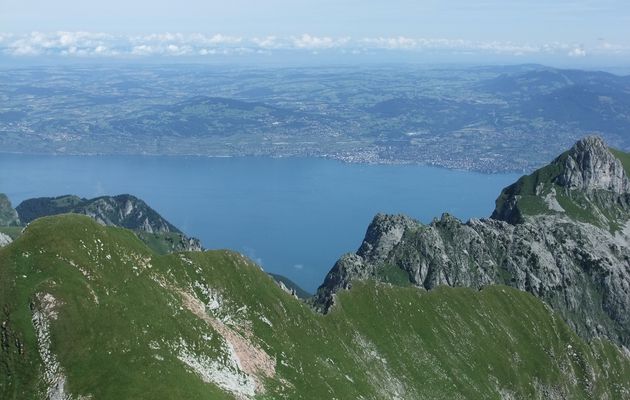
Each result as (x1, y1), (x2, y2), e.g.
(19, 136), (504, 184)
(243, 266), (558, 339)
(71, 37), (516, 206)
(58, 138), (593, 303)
(0, 154), (520, 292)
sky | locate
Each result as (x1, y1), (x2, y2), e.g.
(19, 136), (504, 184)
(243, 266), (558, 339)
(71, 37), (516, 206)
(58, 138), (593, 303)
(1, 0), (629, 66)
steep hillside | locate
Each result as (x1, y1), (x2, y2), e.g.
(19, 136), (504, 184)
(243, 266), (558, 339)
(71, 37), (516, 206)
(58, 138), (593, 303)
(316, 136), (630, 347)
(1, 215), (629, 399)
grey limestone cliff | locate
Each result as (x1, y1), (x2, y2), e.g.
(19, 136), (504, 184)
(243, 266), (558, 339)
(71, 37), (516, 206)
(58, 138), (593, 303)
(316, 136), (630, 346)
(0, 194), (19, 226)
(0, 232), (12, 247)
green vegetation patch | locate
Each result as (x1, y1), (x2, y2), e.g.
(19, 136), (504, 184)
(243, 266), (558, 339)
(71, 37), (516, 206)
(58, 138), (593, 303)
(375, 263), (413, 287)
(0, 226), (23, 240)
(610, 147), (630, 177)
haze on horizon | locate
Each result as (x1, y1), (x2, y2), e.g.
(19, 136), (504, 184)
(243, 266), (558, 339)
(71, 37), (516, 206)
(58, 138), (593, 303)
(1, 0), (629, 67)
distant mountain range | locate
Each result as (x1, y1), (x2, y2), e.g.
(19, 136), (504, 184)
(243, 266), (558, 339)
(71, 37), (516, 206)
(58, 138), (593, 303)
(1, 136), (630, 398)
(2, 64), (630, 172)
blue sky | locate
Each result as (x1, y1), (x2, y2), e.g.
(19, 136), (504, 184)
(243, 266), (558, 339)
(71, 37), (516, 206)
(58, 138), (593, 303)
(1, 0), (629, 65)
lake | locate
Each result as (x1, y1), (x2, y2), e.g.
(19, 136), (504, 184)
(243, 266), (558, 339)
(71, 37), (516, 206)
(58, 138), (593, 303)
(0, 154), (520, 292)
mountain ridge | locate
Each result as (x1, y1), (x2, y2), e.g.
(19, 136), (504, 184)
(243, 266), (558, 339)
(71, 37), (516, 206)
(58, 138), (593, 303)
(10, 194), (203, 254)
(316, 136), (630, 347)
(1, 214), (629, 399)
(16, 194), (182, 234)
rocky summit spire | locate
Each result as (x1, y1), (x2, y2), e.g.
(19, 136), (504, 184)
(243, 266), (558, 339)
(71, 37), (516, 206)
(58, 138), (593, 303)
(491, 135), (630, 225)
(554, 136), (630, 194)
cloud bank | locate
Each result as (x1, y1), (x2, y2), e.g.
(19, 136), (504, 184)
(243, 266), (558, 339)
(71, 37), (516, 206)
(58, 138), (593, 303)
(0, 31), (625, 59)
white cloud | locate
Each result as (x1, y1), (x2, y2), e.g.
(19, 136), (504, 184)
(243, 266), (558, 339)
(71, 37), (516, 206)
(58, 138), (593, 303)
(4, 31), (117, 56)
(131, 32), (242, 46)
(205, 34), (242, 45)
(358, 36), (552, 55)
(131, 44), (153, 56)
(252, 36), (280, 49)
(362, 36), (419, 50)
(568, 47), (587, 57)
(1, 31), (625, 59)
(292, 34), (350, 49)
(596, 40), (630, 55)
(0, 33), (13, 44)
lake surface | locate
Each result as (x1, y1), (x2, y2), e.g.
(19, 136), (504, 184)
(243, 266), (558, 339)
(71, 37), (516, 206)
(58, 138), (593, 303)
(0, 154), (520, 292)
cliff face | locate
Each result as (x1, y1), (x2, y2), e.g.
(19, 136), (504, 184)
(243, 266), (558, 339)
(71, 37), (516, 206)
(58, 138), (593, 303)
(0, 232), (11, 247)
(556, 136), (630, 193)
(0, 194), (19, 226)
(316, 136), (630, 346)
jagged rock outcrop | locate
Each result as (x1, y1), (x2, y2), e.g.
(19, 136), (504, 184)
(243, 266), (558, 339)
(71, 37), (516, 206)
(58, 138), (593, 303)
(556, 136), (630, 193)
(269, 273), (311, 300)
(180, 235), (204, 252)
(316, 136), (630, 346)
(275, 279), (298, 299)
(0, 194), (19, 226)
(0, 232), (12, 247)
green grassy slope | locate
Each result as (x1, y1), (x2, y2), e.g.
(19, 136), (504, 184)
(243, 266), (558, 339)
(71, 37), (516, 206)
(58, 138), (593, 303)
(610, 147), (630, 176)
(1, 215), (629, 399)
(0, 226), (23, 239)
(492, 154), (565, 223)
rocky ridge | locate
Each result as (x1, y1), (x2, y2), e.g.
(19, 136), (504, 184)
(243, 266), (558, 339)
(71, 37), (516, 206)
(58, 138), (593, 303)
(17, 194), (180, 234)
(2, 194), (203, 253)
(316, 136), (630, 347)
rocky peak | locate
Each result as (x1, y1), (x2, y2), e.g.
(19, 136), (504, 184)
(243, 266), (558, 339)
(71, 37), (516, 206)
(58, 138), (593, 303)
(491, 136), (630, 225)
(357, 214), (416, 262)
(554, 136), (630, 194)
